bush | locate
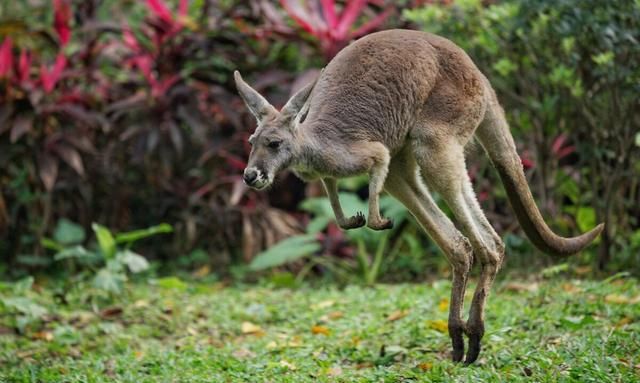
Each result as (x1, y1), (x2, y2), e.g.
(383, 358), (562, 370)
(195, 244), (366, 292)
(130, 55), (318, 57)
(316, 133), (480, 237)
(0, 0), (314, 276)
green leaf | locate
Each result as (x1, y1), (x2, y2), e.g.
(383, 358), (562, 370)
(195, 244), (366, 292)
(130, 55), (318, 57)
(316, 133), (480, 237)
(116, 250), (150, 273)
(155, 276), (188, 290)
(591, 51), (614, 66)
(541, 263), (569, 278)
(576, 207), (596, 233)
(16, 254), (52, 267)
(493, 58), (517, 77)
(41, 237), (63, 252)
(306, 216), (331, 234)
(13, 276), (34, 295)
(1, 297), (47, 318)
(92, 223), (116, 259)
(93, 268), (126, 294)
(53, 218), (86, 245)
(560, 315), (595, 330)
(54, 245), (93, 261)
(115, 223), (173, 245)
(249, 234), (321, 271)
(299, 193), (367, 219)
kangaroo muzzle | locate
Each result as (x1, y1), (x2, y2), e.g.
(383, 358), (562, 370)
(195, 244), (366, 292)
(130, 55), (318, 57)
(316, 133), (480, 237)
(243, 167), (270, 189)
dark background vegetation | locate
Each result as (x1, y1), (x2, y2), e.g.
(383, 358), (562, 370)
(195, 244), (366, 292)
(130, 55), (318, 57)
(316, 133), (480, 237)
(1, 0), (638, 286)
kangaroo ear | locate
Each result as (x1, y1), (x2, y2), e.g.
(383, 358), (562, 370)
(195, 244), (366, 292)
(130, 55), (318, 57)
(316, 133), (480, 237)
(280, 73), (319, 121)
(234, 70), (277, 122)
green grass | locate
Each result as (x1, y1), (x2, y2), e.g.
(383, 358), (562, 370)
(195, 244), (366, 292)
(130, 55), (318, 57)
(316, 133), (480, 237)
(1, 275), (639, 382)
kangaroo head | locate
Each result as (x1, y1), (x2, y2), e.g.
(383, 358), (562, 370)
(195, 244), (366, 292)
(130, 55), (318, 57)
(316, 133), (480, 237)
(234, 70), (316, 190)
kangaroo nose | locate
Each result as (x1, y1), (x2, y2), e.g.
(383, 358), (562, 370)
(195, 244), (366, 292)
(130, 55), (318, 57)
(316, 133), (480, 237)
(243, 169), (258, 185)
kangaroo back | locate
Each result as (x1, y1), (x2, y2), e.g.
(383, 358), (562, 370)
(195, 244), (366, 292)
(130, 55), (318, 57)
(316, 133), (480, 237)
(475, 88), (603, 256)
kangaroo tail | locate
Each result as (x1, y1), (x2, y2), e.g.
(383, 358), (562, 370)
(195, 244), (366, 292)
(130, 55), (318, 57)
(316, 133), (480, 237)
(475, 92), (604, 256)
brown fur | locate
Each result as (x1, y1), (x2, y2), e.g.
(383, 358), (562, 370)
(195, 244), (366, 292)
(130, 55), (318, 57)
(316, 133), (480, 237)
(235, 29), (603, 364)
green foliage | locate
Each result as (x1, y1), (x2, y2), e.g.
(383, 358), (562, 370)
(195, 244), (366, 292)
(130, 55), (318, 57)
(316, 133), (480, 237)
(0, 277), (48, 332)
(42, 219), (172, 295)
(249, 235), (321, 271)
(405, 0), (640, 272)
(53, 219), (86, 246)
(251, 190), (425, 284)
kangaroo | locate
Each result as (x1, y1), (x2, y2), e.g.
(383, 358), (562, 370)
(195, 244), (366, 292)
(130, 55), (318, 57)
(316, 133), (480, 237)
(234, 29), (604, 364)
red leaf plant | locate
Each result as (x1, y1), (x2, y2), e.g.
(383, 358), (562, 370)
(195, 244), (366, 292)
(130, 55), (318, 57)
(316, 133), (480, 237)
(0, 37), (13, 79)
(520, 149), (535, 170)
(53, 0), (72, 46)
(1, 0), (71, 93)
(551, 133), (576, 161)
(280, 0), (392, 59)
(40, 53), (67, 93)
(17, 49), (32, 85)
(122, 0), (189, 99)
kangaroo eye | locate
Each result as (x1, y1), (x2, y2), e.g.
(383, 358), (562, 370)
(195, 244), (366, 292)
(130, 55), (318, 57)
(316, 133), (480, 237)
(267, 141), (281, 149)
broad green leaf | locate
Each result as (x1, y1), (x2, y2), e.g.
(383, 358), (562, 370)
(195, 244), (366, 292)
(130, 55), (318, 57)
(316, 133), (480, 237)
(93, 268), (126, 294)
(16, 255), (52, 267)
(116, 250), (150, 273)
(1, 297), (47, 318)
(300, 193), (367, 219)
(249, 234), (321, 271)
(92, 223), (116, 259)
(306, 216), (331, 234)
(54, 218), (86, 245)
(54, 245), (93, 261)
(115, 223), (173, 245)
(576, 207), (596, 233)
(13, 276), (34, 295)
(41, 237), (63, 252)
(156, 276), (188, 290)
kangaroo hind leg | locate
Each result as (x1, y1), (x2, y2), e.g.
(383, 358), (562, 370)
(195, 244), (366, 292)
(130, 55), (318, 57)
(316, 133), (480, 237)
(415, 139), (504, 364)
(384, 148), (473, 362)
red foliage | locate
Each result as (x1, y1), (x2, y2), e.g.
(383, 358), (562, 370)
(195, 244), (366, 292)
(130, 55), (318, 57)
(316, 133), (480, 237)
(17, 50), (32, 84)
(53, 0), (72, 46)
(520, 150), (535, 170)
(279, 0), (392, 59)
(0, 37), (13, 78)
(551, 133), (576, 160)
(122, 0), (192, 98)
(39, 53), (67, 93)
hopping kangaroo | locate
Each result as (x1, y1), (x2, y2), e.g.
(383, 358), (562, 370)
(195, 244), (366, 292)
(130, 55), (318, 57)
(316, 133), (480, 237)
(235, 29), (603, 364)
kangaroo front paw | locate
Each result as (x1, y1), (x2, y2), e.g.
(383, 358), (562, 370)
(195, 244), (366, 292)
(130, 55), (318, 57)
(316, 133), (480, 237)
(339, 212), (366, 230)
(367, 217), (393, 231)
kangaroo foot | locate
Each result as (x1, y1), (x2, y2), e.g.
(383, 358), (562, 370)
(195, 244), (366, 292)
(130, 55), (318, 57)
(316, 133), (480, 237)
(367, 217), (393, 231)
(339, 212), (366, 230)
(463, 320), (484, 365)
(449, 321), (465, 363)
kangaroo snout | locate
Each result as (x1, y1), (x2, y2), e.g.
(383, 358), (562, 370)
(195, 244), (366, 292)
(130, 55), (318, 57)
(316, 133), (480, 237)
(243, 167), (269, 189)
(243, 168), (258, 185)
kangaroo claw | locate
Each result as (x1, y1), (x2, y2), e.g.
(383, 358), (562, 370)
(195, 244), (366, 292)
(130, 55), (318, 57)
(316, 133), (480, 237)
(339, 211), (366, 230)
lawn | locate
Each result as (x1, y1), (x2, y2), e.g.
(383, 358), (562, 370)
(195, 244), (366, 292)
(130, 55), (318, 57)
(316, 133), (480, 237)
(1, 274), (639, 382)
